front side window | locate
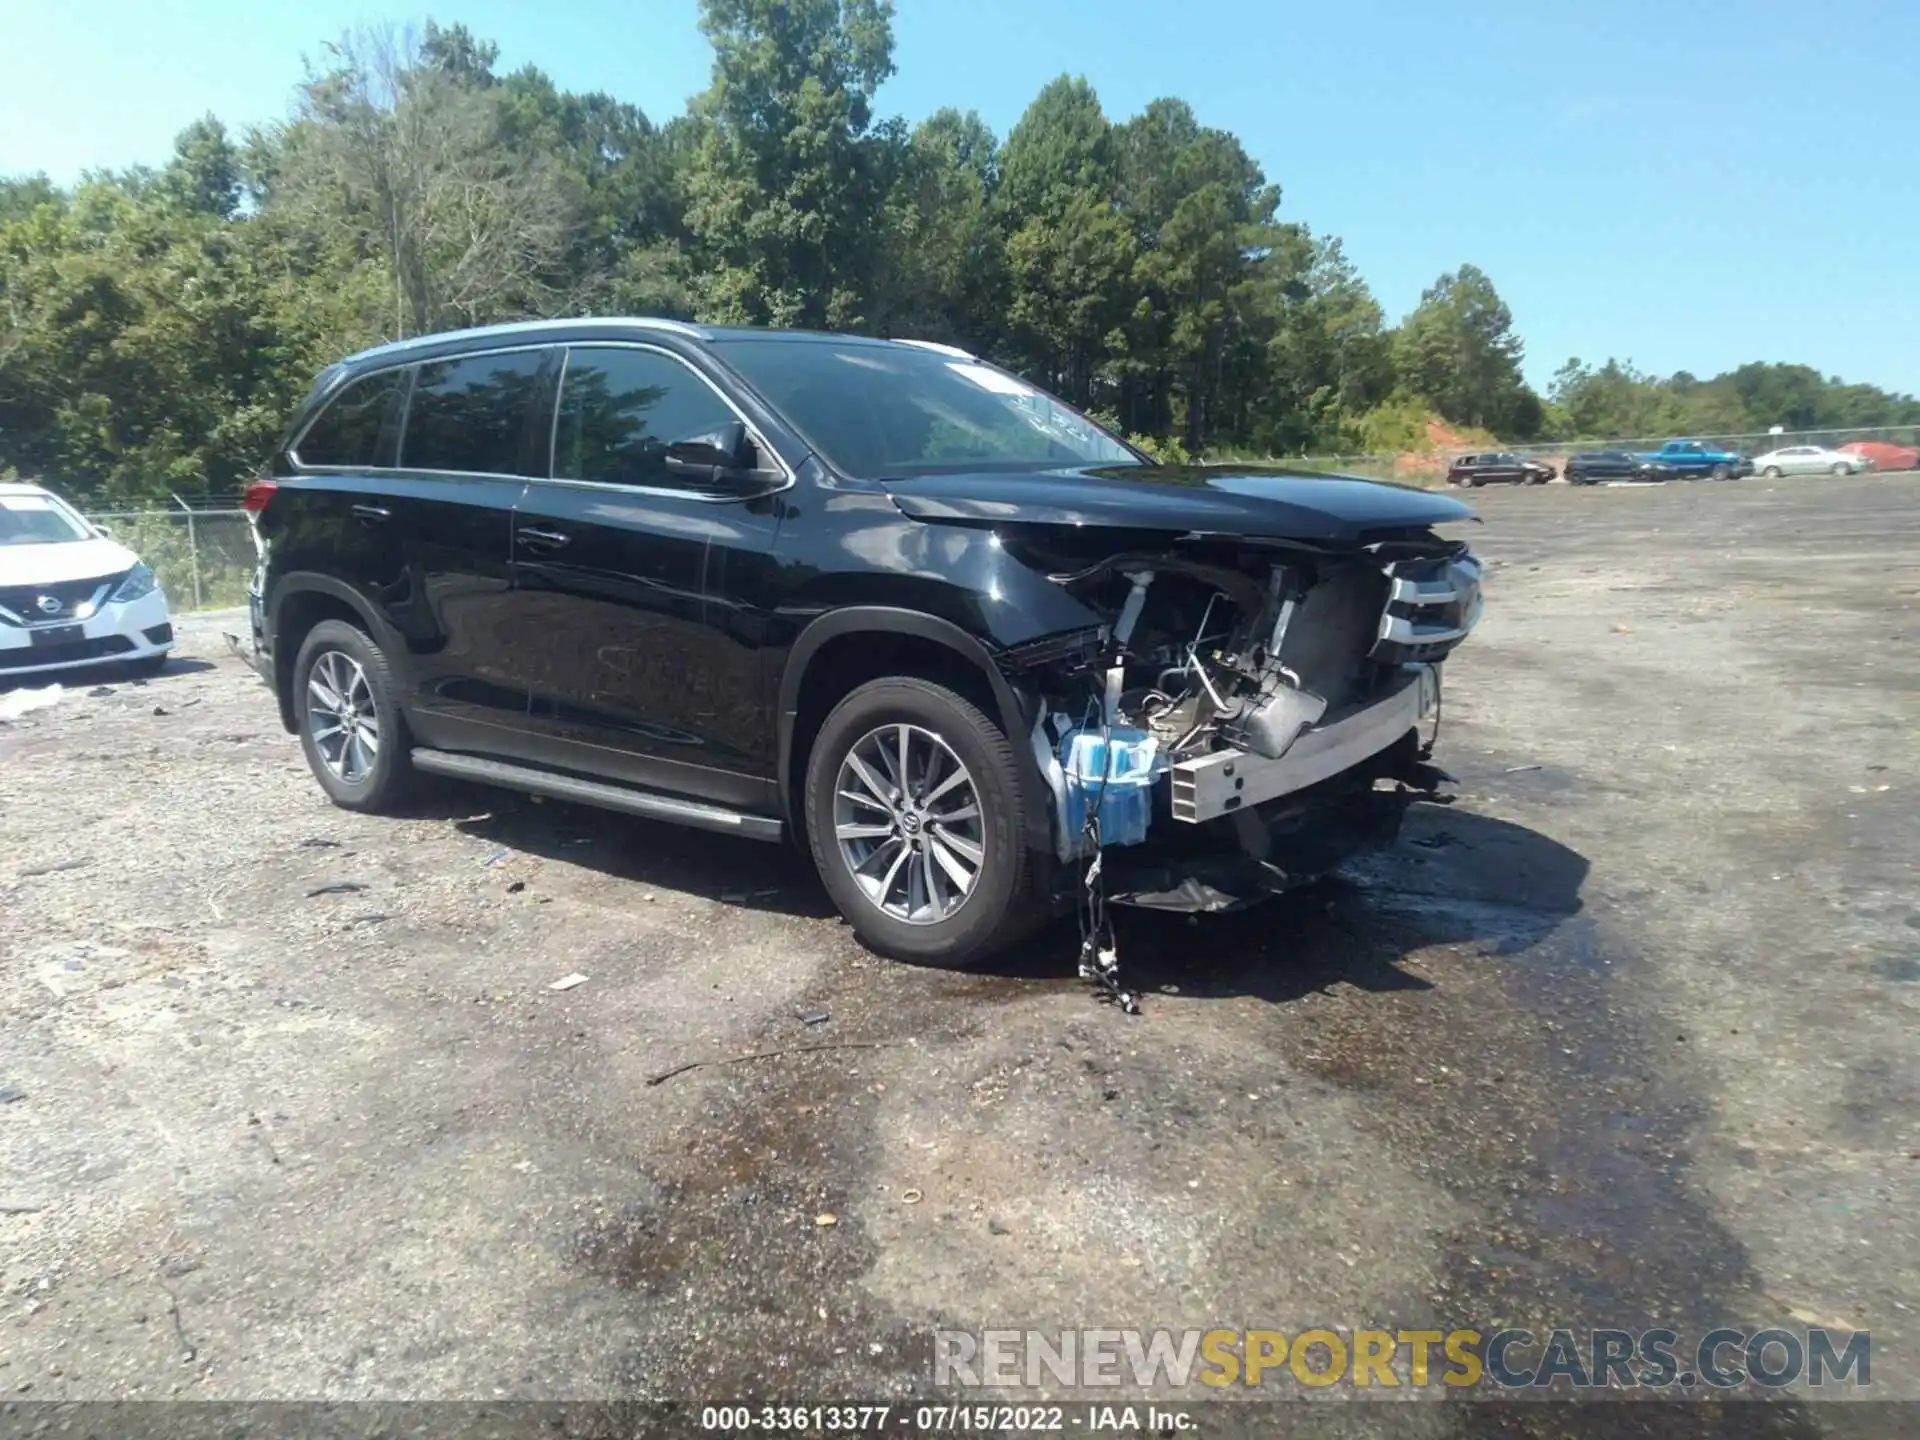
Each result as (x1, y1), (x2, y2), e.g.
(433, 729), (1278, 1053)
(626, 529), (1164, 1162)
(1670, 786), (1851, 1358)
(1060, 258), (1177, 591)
(711, 338), (1139, 480)
(401, 350), (548, 476)
(554, 346), (741, 488)
(296, 369), (406, 468)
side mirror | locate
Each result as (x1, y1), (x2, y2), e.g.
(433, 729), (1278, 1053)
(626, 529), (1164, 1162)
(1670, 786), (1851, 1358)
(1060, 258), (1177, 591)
(93, 523), (114, 537)
(664, 420), (767, 493)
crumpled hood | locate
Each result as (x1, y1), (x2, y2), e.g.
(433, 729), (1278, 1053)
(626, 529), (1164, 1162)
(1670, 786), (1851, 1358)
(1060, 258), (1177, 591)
(881, 464), (1474, 543)
(0, 536), (139, 587)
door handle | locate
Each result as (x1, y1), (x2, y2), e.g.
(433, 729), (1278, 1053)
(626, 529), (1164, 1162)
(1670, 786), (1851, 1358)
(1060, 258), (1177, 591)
(517, 526), (572, 550)
(351, 504), (390, 524)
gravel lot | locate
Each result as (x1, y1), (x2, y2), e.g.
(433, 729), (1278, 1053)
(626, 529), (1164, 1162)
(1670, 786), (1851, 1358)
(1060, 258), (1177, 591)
(2, 474), (1916, 1433)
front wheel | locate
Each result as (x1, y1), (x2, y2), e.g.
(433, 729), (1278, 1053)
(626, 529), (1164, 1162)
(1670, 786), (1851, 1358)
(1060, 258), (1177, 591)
(292, 619), (415, 812)
(1832, 463), (1849, 475)
(1710, 463), (1731, 480)
(805, 677), (1040, 966)
(1763, 466), (1783, 478)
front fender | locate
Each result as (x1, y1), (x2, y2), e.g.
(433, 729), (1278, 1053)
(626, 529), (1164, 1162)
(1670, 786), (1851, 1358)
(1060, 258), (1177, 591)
(776, 605), (1055, 856)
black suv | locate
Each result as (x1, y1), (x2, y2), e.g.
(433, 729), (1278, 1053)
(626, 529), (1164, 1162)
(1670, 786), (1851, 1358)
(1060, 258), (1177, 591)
(246, 320), (1483, 965)
(1446, 452), (1554, 487)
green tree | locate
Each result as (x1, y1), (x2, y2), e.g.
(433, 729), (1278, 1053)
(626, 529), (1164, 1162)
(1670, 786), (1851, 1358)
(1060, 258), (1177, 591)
(1395, 264), (1540, 436)
(681, 0), (897, 327)
(160, 117), (241, 219)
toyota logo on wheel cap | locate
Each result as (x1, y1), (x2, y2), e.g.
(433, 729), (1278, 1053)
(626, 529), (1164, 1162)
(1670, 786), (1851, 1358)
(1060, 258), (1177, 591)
(35, 595), (62, 615)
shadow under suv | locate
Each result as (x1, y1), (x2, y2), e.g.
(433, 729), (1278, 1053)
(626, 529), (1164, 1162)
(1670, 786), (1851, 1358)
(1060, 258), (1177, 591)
(246, 319), (1482, 966)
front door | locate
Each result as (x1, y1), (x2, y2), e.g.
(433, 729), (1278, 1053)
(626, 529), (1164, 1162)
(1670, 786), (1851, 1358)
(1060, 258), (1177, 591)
(505, 343), (787, 811)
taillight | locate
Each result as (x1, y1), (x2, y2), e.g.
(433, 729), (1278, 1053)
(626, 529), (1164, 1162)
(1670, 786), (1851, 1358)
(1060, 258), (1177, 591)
(242, 480), (279, 515)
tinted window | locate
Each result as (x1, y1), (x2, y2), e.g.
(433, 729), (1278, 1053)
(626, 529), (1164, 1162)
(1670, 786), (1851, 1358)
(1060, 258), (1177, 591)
(555, 346), (740, 487)
(712, 338), (1137, 479)
(296, 369), (405, 467)
(401, 350), (547, 475)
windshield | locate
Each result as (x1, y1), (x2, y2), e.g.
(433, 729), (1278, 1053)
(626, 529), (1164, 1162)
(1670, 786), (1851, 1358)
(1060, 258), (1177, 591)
(0, 491), (92, 547)
(711, 338), (1140, 479)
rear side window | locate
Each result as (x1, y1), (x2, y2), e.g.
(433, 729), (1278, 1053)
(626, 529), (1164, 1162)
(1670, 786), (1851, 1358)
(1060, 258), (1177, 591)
(554, 346), (740, 488)
(295, 369), (405, 467)
(401, 350), (548, 476)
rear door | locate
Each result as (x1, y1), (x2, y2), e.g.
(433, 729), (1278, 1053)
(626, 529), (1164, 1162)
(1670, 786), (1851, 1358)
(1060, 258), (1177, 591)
(502, 342), (788, 810)
(382, 346), (552, 744)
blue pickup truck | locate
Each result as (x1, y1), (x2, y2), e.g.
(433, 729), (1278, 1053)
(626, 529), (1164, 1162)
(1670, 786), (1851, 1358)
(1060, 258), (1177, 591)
(1633, 440), (1754, 480)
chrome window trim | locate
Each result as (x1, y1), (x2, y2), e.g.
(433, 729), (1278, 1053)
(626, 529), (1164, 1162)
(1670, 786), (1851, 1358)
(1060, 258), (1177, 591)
(288, 342), (549, 474)
(289, 339), (794, 502)
(544, 340), (796, 499)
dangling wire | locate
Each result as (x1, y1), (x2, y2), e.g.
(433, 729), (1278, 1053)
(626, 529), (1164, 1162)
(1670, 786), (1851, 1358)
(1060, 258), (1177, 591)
(1073, 698), (1139, 1015)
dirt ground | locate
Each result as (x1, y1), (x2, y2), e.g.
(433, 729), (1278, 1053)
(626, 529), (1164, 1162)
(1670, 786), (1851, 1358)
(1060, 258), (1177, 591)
(2, 474), (1915, 1434)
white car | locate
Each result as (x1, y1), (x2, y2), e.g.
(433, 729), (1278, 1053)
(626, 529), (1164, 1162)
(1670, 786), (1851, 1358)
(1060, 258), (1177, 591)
(0, 483), (173, 680)
(1751, 445), (1873, 478)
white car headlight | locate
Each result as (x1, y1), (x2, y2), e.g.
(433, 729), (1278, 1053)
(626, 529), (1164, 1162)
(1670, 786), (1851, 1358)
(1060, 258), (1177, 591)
(110, 563), (159, 604)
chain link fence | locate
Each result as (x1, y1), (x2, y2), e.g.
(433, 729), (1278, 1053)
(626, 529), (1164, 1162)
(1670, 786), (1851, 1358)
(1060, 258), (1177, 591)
(82, 506), (256, 613)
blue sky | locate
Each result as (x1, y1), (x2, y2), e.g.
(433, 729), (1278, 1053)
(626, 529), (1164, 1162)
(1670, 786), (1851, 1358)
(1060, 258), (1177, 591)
(3, 0), (1915, 394)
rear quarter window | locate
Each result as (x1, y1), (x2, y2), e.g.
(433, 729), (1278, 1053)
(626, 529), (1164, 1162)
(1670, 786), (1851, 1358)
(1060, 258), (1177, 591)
(294, 369), (406, 468)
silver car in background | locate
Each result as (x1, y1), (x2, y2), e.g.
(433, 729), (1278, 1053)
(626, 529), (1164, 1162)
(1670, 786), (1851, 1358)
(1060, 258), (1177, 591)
(1751, 445), (1873, 477)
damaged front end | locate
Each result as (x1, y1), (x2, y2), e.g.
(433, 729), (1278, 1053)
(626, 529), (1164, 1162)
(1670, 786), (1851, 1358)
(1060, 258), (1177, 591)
(998, 529), (1482, 916)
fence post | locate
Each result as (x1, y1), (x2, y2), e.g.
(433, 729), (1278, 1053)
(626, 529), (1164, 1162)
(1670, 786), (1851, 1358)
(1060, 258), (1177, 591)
(171, 493), (203, 611)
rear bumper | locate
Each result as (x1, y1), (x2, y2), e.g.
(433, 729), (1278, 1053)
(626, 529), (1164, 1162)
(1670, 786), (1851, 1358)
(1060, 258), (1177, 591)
(0, 589), (173, 677)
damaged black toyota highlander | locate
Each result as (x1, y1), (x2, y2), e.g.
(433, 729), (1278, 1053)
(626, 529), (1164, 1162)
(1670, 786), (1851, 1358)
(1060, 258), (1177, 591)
(246, 319), (1481, 971)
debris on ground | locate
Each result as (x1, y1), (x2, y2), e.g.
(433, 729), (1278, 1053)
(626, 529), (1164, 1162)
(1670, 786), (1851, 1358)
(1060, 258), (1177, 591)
(484, 849), (510, 866)
(548, 973), (590, 992)
(799, 1010), (831, 1026)
(85, 686), (115, 698)
(17, 859), (90, 879)
(305, 881), (367, 897)
(645, 1040), (897, 1087)
(0, 1086), (25, 1104)
(1503, 764), (1543, 774)
(814, 1213), (838, 1228)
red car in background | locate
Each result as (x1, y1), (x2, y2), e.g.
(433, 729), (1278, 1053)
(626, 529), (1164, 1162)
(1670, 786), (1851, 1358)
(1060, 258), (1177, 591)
(1841, 441), (1920, 472)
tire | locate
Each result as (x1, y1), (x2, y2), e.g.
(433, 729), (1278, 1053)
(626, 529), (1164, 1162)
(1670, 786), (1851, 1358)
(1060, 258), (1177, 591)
(1831, 463), (1848, 475)
(122, 653), (168, 679)
(1710, 463), (1730, 480)
(1763, 466), (1782, 478)
(291, 618), (415, 813)
(805, 676), (1039, 966)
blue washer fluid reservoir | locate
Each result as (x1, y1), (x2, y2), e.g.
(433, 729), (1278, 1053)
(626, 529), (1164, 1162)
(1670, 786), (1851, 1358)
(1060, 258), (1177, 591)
(1059, 726), (1160, 849)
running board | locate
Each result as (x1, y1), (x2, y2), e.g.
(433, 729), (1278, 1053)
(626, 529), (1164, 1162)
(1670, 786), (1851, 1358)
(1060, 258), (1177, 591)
(410, 749), (784, 842)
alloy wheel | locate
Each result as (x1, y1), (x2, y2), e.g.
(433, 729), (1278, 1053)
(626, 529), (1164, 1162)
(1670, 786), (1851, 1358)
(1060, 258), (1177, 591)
(306, 649), (381, 784)
(833, 723), (984, 924)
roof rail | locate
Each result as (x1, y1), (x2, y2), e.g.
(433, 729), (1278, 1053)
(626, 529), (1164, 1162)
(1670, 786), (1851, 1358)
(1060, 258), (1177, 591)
(893, 338), (976, 360)
(344, 316), (707, 366)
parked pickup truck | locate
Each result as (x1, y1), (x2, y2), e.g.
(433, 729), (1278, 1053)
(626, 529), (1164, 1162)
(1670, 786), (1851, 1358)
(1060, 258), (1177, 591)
(1633, 440), (1753, 480)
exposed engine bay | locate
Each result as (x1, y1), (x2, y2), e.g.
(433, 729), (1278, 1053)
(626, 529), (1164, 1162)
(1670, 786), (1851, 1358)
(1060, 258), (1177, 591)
(996, 527), (1483, 1005)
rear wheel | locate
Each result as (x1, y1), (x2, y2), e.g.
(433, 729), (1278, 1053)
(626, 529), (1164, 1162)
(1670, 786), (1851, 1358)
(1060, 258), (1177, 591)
(1831, 463), (1848, 475)
(292, 619), (414, 812)
(805, 676), (1039, 966)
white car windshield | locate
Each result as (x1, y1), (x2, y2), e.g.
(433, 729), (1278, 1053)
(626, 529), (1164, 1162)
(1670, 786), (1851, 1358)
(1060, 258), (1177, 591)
(713, 338), (1141, 478)
(0, 492), (92, 547)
